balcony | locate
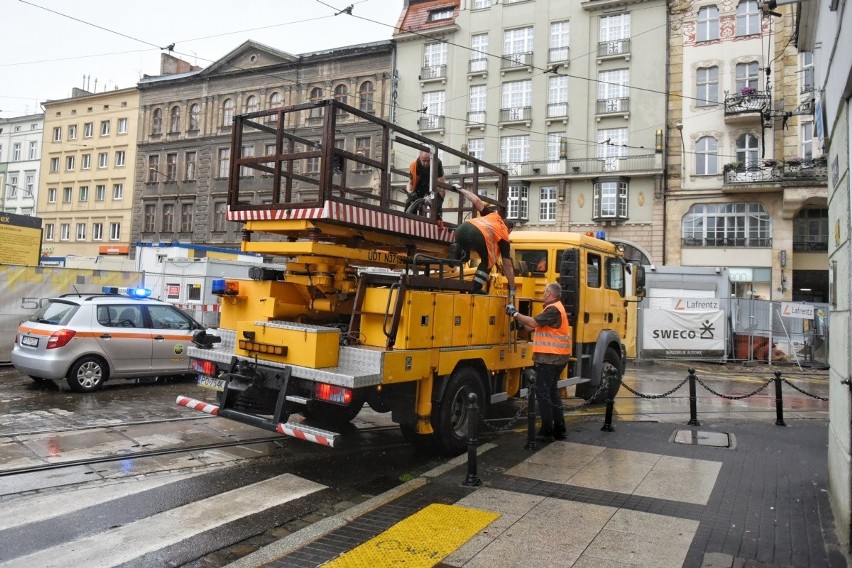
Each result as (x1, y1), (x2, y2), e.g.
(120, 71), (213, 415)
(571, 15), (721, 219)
(682, 237), (772, 248)
(723, 159), (828, 189)
(546, 102), (568, 125)
(596, 97), (629, 119)
(723, 89), (770, 122)
(597, 39), (631, 62)
(466, 110), (486, 130)
(498, 106), (532, 127)
(418, 115), (445, 133)
(549, 46), (570, 65)
(420, 64), (447, 84)
(442, 155), (660, 179)
(468, 58), (488, 77)
(793, 239), (828, 252)
(501, 51), (533, 73)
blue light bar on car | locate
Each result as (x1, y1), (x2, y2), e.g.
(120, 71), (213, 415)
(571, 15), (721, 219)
(102, 286), (152, 298)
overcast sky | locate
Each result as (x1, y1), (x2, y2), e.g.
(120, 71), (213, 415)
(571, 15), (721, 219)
(1, 0), (402, 117)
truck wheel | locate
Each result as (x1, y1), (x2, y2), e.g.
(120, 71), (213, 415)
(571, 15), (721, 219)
(432, 367), (485, 456)
(576, 347), (622, 403)
(302, 400), (364, 428)
(66, 356), (108, 392)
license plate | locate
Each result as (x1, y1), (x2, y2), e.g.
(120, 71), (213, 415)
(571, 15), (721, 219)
(197, 375), (225, 391)
(21, 335), (39, 347)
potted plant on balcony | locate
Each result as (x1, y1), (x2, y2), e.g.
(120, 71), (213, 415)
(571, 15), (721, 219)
(723, 161), (743, 173)
(785, 157), (803, 171)
(762, 159), (777, 167)
(740, 86), (757, 96)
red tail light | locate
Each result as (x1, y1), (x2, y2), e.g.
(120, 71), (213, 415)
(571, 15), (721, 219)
(47, 329), (77, 349)
(191, 358), (217, 376)
(315, 383), (353, 405)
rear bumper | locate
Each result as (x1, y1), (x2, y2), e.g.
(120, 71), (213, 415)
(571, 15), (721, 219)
(11, 346), (70, 379)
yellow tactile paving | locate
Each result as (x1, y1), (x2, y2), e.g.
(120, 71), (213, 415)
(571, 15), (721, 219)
(323, 503), (500, 568)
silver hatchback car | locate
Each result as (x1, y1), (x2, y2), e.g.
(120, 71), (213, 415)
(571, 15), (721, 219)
(11, 287), (204, 392)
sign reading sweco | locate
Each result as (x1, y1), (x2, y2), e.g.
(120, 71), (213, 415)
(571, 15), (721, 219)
(642, 309), (726, 358)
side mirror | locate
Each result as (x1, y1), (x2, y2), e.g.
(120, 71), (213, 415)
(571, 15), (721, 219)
(635, 265), (646, 298)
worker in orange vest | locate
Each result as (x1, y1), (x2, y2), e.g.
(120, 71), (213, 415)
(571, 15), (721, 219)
(451, 186), (516, 295)
(506, 282), (572, 441)
(405, 150), (446, 222)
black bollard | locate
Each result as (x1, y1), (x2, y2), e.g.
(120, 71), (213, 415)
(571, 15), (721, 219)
(687, 368), (701, 426)
(524, 374), (538, 450)
(463, 392), (482, 486)
(774, 370), (786, 426)
(601, 375), (615, 432)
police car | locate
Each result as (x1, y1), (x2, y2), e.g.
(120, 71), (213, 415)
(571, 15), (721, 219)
(11, 287), (204, 392)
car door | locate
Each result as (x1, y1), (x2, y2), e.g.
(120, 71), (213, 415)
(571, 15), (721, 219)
(145, 304), (195, 374)
(94, 304), (154, 376)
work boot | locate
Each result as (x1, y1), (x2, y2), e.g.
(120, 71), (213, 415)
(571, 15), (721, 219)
(536, 428), (554, 442)
(553, 425), (567, 441)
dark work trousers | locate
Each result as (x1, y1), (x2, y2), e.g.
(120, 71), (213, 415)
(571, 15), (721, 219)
(535, 361), (567, 434)
(454, 222), (491, 292)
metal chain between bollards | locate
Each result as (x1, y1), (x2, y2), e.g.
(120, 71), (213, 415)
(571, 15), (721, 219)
(620, 377), (689, 399)
(781, 377), (829, 401)
(694, 376), (773, 399)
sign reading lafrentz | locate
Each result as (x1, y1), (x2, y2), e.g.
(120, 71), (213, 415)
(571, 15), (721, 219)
(781, 302), (815, 319)
(642, 309), (726, 358)
(672, 298), (720, 311)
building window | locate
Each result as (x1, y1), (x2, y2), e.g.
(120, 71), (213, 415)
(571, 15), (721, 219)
(245, 95), (258, 115)
(503, 26), (534, 66)
(115, 150), (125, 167)
(53, 127), (61, 142)
(109, 222), (121, 241)
(501, 79), (532, 119)
(472, 0), (491, 8)
(83, 122), (93, 138)
(695, 136), (719, 175)
(240, 145), (254, 177)
(180, 203), (193, 233)
(735, 61), (760, 91)
(467, 138), (485, 164)
(736, 133), (759, 168)
(76, 223), (86, 241)
(801, 52), (814, 94)
(81, 154), (91, 169)
(309, 87), (324, 118)
(218, 148), (230, 178)
(113, 184), (123, 200)
(358, 82), (374, 113)
(800, 121), (814, 160)
(12, 143), (20, 161)
(98, 152), (108, 168)
(50, 157), (59, 173)
(169, 105), (181, 133)
(96, 185), (106, 201)
(794, 209), (828, 251)
(600, 13), (630, 49)
(355, 136), (371, 169)
(65, 156), (75, 171)
(117, 117), (128, 134)
(593, 180), (628, 220)
(597, 127), (628, 171)
(79, 185), (89, 202)
(144, 204), (156, 232)
(213, 202), (228, 232)
(334, 84), (349, 116)
(148, 155), (160, 182)
(166, 153), (178, 180)
(151, 108), (163, 135)
(222, 98), (235, 126)
(547, 75), (568, 117)
(508, 183), (529, 220)
(470, 33), (488, 73)
(423, 43), (448, 79)
(697, 6), (720, 41)
(682, 202), (771, 247)
(500, 135), (530, 176)
(68, 124), (77, 140)
(597, 68), (629, 108)
(60, 223), (70, 241)
(540, 186), (557, 222)
(92, 222), (103, 241)
(6, 176), (17, 197)
(26, 174), (34, 195)
(189, 103), (201, 130)
(429, 7), (454, 21)
(100, 120), (110, 136)
(45, 224), (55, 241)
(185, 151), (197, 180)
(547, 133), (565, 171)
(696, 66), (719, 106)
(469, 85), (487, 124)
(47, 187), (57, 203)
(736, 0), (760, 36)
(549, 21), (569, 63)
(28, 141), (38, 160)
(162, 204), (174, 232)
(421, 90), (446, 129)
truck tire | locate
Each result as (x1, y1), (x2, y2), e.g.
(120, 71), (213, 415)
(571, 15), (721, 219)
(576, 347), (622, 403)
(432, 367), (486, 456)
(66, 355), (108, 392)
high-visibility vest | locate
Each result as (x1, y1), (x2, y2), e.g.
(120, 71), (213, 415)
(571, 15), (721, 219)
(468, 212), (510, 267)
(532, 301), (573, 356)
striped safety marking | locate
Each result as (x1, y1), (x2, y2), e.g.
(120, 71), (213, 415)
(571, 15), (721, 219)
(227, 202), (454, 243)
(323, 503), (500, 567)
(176, 395), (219, 416)
(276, 422), (335, 448)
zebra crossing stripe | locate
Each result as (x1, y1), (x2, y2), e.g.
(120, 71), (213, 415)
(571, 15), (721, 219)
(323, 503), (500, 568)
(0, 474), (325, 568)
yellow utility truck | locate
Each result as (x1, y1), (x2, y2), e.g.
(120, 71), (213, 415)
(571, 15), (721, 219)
(181, 100), (643, 455)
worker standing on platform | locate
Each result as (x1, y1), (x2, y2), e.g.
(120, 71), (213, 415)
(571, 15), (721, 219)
(506, 282), (571, 441)
(451, 186), (516, 295)
(405, 150), (445, 221)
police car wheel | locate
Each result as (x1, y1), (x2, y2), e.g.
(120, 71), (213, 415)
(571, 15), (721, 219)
(66, 356), (108, 393)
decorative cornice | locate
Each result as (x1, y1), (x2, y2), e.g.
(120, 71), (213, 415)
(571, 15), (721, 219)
(581, 0), (656, 12)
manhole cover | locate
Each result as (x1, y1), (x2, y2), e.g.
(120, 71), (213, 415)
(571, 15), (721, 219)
(673, 430), (732, 448)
